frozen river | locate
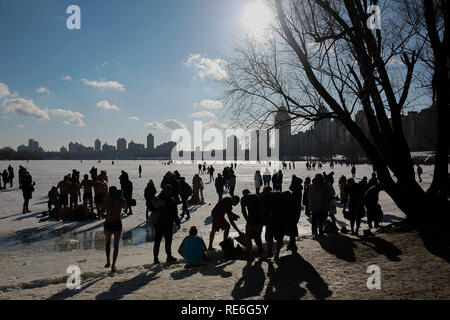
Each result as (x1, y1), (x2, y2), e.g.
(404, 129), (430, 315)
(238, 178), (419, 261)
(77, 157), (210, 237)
(0, 159), (420, 253)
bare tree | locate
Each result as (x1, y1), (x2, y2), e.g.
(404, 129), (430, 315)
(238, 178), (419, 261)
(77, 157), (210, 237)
(221, 0), (448, 220)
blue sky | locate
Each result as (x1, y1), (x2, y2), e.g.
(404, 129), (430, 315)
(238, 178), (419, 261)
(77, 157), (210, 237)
(0, 0), (250, 151)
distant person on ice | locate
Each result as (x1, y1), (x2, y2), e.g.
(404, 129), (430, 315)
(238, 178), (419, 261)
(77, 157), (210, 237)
(138, 165), (142, 178)
(102, 186), (126, 273)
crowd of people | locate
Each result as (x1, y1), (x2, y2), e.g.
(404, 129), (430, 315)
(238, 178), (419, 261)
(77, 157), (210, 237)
(1, 160), (425, 273)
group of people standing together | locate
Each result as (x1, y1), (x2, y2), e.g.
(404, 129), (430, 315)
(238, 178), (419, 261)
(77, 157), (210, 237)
(1, 165), (35, 214)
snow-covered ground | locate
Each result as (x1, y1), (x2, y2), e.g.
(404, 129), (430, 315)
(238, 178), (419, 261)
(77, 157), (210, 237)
(0, 160), (433, 291)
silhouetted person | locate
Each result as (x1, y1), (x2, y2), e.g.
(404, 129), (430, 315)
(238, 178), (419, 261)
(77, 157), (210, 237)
(138, 165), (142, 178)
(346, 178), (365, 235)
(215, 173), (225, 201)
(417, 164), (423, 182)
(7, 165), (14, 187)
(121, 175), (133, 215)
(81, 174), (94, 214)
(229, 174), (236, 197)
(93, 176), (108, 216)
(150, 184), (181, 265)
(102, 186), (126, 273)
(261, 187), (293, 261)
(309, 174), (333, 237)
(288, 175), (303, 249)
(18, 166), (25, 188)
(338, 175), (347, 203)
(351, 165), (356, 179)
(144, 180), (157, 220)
(2, 169), (8, 189)
(48, 186), (59, 217)
(364, 184), (383, 228)
(303, 177), (311, 217)
(192, 174), (205, 204)
(69, 178), (81, 209)
(241, 189), (265, 259)
(178, 226), (207, 267)
(254, 170), (263, 194)
(22, 172), (34, 214)
(179, 177), (192, 220)
(208, 196), (243, 251)
(208, 165), (215, 182)
(263, 168), (271, 187)
(57, 176), (70, 210)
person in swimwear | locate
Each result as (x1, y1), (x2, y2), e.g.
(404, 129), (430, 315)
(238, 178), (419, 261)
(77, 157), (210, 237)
(101, 186), (126, 273)
(80, 174), (94, 215)
(93, 176), (108, 216)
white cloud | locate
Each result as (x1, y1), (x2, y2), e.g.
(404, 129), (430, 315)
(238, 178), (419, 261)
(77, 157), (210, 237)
(184, 54), (228, 80)
(0, 83), (12, 99)
(189, 111), (217, 119)
(63, 117), (85, 127)
(1, 98), (49, 120)
(193, 99), (224, 110)
(162, 119), (187, 130)
(61, 75), (72, 81)
(48, 108), (85, 127)
(81, 78), (126, 91)
(36, 87), (51, 94)
(203, 120), (230, 130)
(96, 100), (120, 111)
(145, 119), (187, 131)
(145, 121), (165, 131)
(126, 116), (140, 121)
(49, 108), (84, 119)
(16, 124), (24, 129)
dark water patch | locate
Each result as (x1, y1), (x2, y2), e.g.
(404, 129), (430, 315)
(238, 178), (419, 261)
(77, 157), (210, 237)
(0, 225), (157, 253)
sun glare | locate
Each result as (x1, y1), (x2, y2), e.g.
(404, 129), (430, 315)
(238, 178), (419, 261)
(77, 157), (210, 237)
(241, 0), (274, 41)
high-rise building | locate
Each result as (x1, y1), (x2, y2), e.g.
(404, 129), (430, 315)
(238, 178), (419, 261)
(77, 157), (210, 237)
(147, 133), (154, 150)
(28, 139), (39, 152)
(117, 138), (127, 151)
(274, 106), (291, 160)
(95, 139), (101, 152)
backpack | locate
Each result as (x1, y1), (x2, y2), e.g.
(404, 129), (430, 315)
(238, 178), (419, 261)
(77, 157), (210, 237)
(148, 197), (166, 227)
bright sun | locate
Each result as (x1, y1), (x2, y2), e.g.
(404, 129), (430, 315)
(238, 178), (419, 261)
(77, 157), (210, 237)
(241, 0), (274, 41)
